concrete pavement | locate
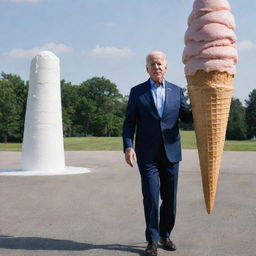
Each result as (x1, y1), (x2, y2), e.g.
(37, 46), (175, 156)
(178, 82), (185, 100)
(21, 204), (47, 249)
(0, 150), (255, 256)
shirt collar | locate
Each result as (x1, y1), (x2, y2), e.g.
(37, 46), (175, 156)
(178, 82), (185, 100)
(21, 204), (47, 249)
(149, 78), (165, 88)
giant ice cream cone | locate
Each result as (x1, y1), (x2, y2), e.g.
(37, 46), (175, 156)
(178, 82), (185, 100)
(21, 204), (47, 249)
(183, 0), (238, 213)
(187, 71), (233, 213)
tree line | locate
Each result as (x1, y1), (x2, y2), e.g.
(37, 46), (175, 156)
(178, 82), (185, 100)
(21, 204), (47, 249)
(0, 72), (255, 142)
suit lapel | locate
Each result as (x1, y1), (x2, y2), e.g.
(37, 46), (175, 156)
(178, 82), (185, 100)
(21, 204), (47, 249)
(162, 82), (173, 119)
(141, 79), (160, 119)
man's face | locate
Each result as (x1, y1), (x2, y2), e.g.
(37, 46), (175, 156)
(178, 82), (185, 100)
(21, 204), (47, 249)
(146, 54), (167, 84)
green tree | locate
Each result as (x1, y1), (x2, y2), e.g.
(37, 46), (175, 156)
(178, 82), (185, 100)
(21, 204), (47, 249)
(226, 98), (247, 140)
(0, 80), (20, 142)
(74, 97), (97, 136)
(77, 77), (126, 136)
(0, 73), (127, 139)
(245, 89), (256, 139)
(1, 73), (28, 141)
(61, 80), (79, 137)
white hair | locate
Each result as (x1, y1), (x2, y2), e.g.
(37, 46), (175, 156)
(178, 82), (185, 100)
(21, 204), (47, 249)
(146, 51), (167, 66)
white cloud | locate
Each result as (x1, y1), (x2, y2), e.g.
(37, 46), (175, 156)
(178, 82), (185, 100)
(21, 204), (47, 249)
(2, 0), (40, 3)
(6, 43), (73, 58)
(237, 40), (256, 51)
(91, 45), (133, 57)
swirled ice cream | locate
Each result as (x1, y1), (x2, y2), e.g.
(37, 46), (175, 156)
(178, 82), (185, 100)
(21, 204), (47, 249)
(183, 0), (238, 76)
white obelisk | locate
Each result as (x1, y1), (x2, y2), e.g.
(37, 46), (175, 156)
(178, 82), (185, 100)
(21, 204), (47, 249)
(21, 51), (65, 171)
(0, 51), (90, 176)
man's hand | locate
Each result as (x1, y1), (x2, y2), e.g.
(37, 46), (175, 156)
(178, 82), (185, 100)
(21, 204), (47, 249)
(125, 148), (137, 167)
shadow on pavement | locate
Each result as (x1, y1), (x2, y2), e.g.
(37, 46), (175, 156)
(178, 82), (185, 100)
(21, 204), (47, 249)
(0, 235), (144, 255)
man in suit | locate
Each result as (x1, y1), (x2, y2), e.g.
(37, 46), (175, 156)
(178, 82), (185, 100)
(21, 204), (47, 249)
(122, 51), (193, 256)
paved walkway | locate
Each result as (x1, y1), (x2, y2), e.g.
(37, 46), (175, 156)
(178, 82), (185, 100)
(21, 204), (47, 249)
(0, 150), (255, 256)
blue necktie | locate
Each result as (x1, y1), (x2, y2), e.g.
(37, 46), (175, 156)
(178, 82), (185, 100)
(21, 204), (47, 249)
(156, 84), (164, 117)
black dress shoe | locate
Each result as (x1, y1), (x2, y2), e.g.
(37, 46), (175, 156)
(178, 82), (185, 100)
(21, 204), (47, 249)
(159, 237), (176, 251)
(145, 241), (158, 256)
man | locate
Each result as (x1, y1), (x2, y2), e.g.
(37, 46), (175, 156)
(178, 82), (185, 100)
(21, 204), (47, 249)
(122, 51), (192, 256)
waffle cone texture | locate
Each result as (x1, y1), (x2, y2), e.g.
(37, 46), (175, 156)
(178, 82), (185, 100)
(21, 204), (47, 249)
(186, 71), (233, 214)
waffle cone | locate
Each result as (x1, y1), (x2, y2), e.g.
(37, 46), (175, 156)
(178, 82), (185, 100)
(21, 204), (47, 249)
(186, 71), (233, 214)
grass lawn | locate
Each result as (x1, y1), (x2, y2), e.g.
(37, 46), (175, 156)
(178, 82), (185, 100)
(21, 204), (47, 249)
(64, 137), (122, 151)
(0, 131), (255, 151)
(0, 143), (22, 151)
(180, 130), (256, 151)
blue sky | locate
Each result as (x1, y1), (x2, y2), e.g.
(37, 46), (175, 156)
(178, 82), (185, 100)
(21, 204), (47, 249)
(0, 0), (255, 103)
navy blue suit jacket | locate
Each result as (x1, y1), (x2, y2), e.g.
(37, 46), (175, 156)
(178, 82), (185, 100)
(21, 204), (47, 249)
(122, 79), (192, 163)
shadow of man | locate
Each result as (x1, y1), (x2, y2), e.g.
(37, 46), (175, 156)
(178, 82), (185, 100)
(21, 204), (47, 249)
(0, 236), (145, 255)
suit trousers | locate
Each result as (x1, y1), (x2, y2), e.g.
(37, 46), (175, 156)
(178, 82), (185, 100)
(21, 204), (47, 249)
(137, 142), (179, 243)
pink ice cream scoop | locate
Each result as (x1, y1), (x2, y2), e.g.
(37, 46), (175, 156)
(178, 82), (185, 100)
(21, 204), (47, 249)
(188, 0), (231, 24)
(183, 0), (238, 76)
(188, 10), (236, 33)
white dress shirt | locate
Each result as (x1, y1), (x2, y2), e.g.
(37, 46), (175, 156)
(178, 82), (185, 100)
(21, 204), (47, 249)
(150, 78), (166, 117)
